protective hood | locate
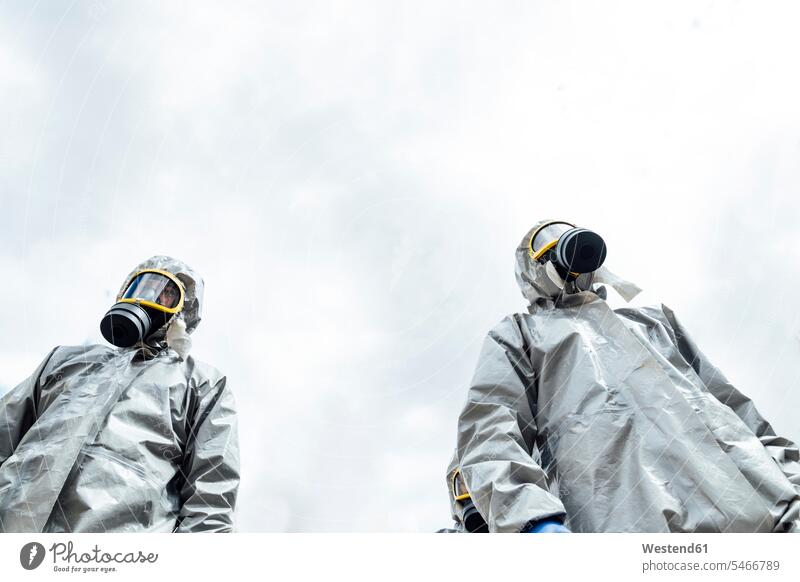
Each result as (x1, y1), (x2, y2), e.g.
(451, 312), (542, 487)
(515, 220), (642, 306)
(117, 256), (203, 358)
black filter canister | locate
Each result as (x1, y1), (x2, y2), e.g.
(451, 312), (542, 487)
(555, 228), (607, 276)
(100, 302), (152, 348)
(461, 499), (489, 533)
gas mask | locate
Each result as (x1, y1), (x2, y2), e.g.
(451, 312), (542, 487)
(524, 220), (642, 302)
(100, 269), (185, 348)
(528, 221), (607, 282)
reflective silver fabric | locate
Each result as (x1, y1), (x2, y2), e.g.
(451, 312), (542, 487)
(0, 256), (239, 532)
(448, 222), (800, 532)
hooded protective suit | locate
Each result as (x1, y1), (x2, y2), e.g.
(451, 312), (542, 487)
(0, 256), (240, 533)
(447, 222), (800, 533)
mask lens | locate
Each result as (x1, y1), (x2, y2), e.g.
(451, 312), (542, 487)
(157, 281), (181, 308)
(531, 222), (573, 254)
(122, 272), (182, 309)
(453, 472), (468, 499)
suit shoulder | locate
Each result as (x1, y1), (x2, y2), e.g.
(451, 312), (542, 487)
(614, 302), (671, 320)
(487, 313), (528, 334)
(185, 355), (227, 391)
(484, 313), (536, 349)
(46, 344), (115, 367)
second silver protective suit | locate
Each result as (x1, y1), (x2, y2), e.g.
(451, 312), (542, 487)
(448, 222), (800, 532)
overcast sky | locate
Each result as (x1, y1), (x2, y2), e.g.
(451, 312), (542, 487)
(1, 0), (799, 532)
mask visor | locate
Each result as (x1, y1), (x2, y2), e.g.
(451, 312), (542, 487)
(529, 221), (575, 260)
(119, 270), (184, 313)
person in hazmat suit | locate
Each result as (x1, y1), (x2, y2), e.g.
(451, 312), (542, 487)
(0, 256), (240, 532)
(447, 220), (800, 533)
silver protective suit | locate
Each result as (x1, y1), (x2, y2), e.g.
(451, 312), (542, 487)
(0, 256), (240, 532)
(448, 222), (800, 533)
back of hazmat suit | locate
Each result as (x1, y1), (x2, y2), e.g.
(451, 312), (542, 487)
(0, 256), (240, 532)
(447, 221), (800, 532)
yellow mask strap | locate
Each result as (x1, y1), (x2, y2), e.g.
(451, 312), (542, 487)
(451, 469), (472, 501)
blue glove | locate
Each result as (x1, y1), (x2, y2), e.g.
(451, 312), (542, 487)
(525, 519), (571, 533)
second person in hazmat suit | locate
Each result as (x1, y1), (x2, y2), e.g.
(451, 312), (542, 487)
(0, 256), (240, 533)
(447, 220), (800, 533)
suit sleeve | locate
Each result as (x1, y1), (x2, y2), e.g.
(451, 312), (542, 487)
(175, 375), (240, 533)
(454, 316), (566, 532)
(0, 349), (57, 467)
(661, 305), (800, 498)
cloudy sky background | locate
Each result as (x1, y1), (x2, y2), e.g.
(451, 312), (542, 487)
(1, 0), (799, 531)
